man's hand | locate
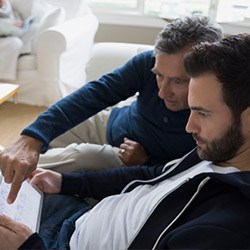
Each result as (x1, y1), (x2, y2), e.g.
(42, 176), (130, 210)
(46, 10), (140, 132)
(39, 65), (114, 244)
(119, 137), (148, 166)
(29, 169), (62, 194)
(0, 135), (43, 204)
(0, 214), (33, 250)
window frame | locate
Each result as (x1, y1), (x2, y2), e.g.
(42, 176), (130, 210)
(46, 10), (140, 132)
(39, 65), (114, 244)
(87, 0), (250, 34)
(88, 0), (250, 21)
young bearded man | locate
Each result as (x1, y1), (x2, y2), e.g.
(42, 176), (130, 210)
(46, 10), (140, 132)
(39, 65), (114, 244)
(1, 34), (250, 249)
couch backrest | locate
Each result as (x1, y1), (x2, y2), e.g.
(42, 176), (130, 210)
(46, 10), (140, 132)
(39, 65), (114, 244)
(85, 42), (154, 83)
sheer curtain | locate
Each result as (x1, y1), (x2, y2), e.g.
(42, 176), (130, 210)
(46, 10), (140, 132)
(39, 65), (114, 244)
(87, 0), (250, 23)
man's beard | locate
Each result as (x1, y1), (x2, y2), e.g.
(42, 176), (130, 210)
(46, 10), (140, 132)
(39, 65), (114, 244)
(193, 119), (245, 163)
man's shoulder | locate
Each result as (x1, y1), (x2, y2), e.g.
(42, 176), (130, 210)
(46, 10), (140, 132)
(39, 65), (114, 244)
(135, 50), (154, 61)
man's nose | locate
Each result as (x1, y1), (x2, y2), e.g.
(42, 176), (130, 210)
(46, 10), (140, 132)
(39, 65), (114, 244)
(185, 113), (199, 134)
(158, 81), (173, 99)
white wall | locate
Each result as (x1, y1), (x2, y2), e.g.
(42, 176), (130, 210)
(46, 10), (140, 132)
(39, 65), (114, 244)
(93, 12), (167, 45)
(94, 24), (163, 45)
(93, 12), (250, 44)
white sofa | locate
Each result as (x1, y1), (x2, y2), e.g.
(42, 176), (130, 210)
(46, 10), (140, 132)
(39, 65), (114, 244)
(2, 0), (98, 107)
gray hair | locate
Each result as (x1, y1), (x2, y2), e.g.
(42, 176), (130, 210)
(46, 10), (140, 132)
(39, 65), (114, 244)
(154, 15), (223, 55)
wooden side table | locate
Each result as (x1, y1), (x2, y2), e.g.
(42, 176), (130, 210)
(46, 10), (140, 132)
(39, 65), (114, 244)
(0, 83), (20, 105)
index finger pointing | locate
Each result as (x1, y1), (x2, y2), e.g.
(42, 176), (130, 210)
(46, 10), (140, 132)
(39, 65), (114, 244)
(7, 175), (24, 204)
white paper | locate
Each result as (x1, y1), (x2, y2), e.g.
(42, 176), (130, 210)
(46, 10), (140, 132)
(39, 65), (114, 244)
(0, 175), (42, 232)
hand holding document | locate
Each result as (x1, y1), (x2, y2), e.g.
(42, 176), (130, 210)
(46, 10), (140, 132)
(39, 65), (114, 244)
(0, 173), (43, 232)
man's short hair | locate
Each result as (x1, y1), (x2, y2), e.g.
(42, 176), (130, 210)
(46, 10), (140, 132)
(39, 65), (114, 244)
(184, 34), (250, 119)
(154, 15), (223, 55)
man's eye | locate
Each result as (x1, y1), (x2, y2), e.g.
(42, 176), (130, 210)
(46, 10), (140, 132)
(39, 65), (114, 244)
(173, 79), (189, 85)
(156, 74), (163, 80)
(198, 112), (208, 118)
(174, 80), (182, 84)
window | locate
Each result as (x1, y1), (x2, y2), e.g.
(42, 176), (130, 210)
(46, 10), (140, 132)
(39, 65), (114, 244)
(216, 0), (250, 22)
(88, 0), (138, 11)
(144, 0), (211, 19)
(87, 0), (250, 23)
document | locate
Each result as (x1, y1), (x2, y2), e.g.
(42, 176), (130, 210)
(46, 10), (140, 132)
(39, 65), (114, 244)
(0, 173), (43, 232)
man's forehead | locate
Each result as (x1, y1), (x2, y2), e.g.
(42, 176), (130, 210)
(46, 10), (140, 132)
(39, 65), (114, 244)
(153, 54), (190, 79)
(188, 74), (224, 106)
(155, 52), (185, 65)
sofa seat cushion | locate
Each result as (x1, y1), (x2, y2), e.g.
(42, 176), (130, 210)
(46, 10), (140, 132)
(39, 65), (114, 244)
(17, 54), (36, 71)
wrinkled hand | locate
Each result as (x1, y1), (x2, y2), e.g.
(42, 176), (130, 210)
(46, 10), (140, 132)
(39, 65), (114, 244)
(0, 214), (33, 250)
(119, 137), (148, 166)
(0, 135), (43, 204)
(29, 168), (62, 194)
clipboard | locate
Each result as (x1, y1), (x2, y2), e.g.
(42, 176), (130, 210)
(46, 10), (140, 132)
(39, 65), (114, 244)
(0, 172), (43, 232)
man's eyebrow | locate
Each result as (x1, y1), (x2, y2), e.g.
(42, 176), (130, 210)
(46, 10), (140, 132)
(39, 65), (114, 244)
(190, 106), (212, 113)
(151, 68), (189, 82)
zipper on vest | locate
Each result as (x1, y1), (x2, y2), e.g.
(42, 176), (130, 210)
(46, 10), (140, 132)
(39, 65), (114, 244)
(152, 176), (211, 250)
(125, 176), (194, 249)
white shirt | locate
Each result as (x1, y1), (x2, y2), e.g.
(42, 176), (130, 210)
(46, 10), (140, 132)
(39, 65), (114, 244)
(70, 161), (238, 250)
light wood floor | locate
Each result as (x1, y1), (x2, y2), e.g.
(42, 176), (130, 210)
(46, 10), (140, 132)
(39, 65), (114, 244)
(0, 102), (47, 147)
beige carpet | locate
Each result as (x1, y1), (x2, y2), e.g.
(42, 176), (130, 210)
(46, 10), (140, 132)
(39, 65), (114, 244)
(0, 102), (47, 147)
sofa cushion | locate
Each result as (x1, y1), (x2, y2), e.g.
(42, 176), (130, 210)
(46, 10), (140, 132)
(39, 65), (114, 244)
(17, 54), (36, 71)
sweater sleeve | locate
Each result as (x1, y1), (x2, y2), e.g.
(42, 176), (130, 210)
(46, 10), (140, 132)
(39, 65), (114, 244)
(60, 164), (164, 200)
(21, 51), (154, 150)
(18, 233), (47, 249)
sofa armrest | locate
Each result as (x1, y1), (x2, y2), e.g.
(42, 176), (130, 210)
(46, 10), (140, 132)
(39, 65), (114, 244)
(36, 13), (98, 85)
